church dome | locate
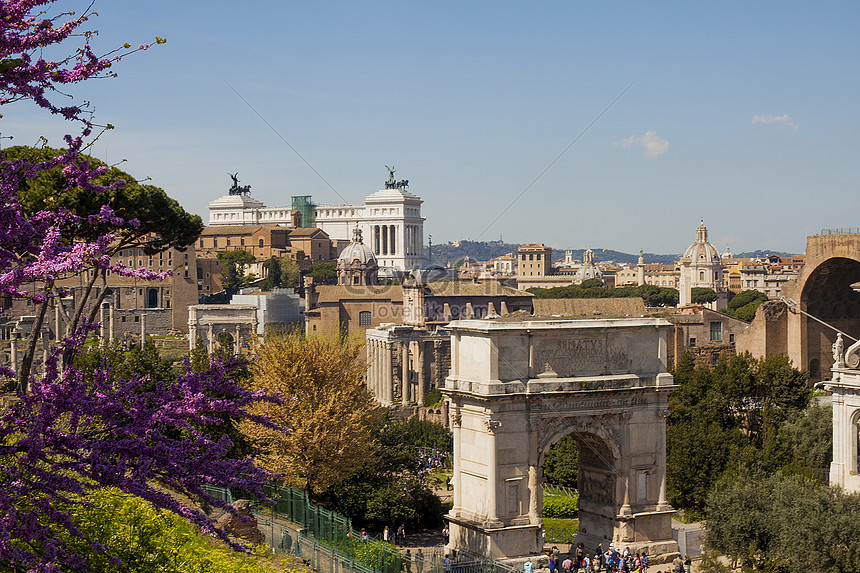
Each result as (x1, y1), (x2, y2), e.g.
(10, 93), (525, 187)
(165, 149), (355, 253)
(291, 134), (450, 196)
(575, 247), (603, 282)
(683, 221), (720, 264)
(338, 226), (377, 266)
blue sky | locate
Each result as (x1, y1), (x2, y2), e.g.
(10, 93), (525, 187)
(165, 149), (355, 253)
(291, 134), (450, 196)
(5, 1), (860, 255)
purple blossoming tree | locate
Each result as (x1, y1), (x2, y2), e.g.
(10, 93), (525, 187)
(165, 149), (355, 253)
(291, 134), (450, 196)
(0, 3), (276, 571)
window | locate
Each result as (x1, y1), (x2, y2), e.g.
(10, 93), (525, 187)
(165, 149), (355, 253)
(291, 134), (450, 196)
(729, 333), (735, 343)
(259, 238), (264, 247)
(711, 352), (720, 365)
(134, 316), (139, 323)
(213, 238), (218, 248)
(710, 321), (723, 341)
(359, 311), (372, 326)
(226, 238), (231, 246)
(689, 337), (696, 348)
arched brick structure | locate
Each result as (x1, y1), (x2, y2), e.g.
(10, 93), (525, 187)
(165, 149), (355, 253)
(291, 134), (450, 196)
(738, 233), (860, 383)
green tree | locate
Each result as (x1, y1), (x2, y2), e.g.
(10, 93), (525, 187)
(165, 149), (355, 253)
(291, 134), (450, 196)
(526, 283), (678, 307)
(706, 469), (860, 573)
(666, 353), (811, 515)
(542, 435), (579, 488)
(260, 256), (301, 290)
(580, 278), (604, 289)
(325, 414), (448, 529)
(218, 250), (257, 295)
(690, 287), (717, 304)
(722, 289), (768, 322)
(306, 261), (337, 282)
(5, 145), (203, 381)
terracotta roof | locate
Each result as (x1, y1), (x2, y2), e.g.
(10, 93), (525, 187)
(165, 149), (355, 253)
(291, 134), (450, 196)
(532, 297), (645, 318)
(423, 281), (532, 298)
(316, 284), (403, 303)
(287, 227), (329, 238)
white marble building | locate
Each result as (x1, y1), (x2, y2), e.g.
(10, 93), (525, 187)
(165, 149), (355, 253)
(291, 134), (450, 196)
(315, 187), (426, 272)
(207, 177), (426, 272)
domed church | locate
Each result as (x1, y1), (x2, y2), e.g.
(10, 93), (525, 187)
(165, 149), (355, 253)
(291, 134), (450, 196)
(337, 226), (378, 286)
(678, 220), (726, 308)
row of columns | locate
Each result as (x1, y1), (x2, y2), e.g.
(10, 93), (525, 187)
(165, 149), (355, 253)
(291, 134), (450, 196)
(367, 337), (428, 405)
(373, 225), (397, 256)
(405, 225), (422, 256)
(367, 338), (393, 404)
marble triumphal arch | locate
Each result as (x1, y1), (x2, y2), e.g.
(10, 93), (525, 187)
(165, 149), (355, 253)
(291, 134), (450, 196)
(442, 317), (679, 560)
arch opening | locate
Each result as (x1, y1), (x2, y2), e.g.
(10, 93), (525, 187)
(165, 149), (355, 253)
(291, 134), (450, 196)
(800, 257), (860, 383)
(540, 429), (619, 548)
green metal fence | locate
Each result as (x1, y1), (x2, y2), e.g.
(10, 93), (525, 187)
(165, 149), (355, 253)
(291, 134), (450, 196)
(201, 484), (518, 573)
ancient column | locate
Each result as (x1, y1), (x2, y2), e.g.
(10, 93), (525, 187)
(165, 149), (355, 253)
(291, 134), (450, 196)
(207, 324), (214, 354)
(528, 464), (540, 523)
(10, 335), (18, 378)
(235, 325), (242, 355)
(416, 340), (425, 404)
(656, 409), (670, 509)
(383, 342), (393, 404)
(620, 412), (633, 516)
(108, 304), (114, 342)
(99, 303), (106, 346)
(140, 313), (146, 347)
(451, 406), (462, 517)
(486, 421), (500, 525)
(401, 342), (410, 405)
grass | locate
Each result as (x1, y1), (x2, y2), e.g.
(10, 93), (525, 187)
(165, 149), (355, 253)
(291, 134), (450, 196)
(427, 469), (453, 488)
(543, 517), (579, 544)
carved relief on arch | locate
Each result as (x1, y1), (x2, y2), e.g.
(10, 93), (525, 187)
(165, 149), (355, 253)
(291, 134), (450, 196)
(537, 414), (623, 462)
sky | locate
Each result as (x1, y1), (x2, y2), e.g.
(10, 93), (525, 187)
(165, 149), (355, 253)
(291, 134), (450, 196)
(5, 1), (860, 255)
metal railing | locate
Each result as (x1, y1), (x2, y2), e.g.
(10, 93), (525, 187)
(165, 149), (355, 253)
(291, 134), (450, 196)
(818, 228), (860, 235)
(200, 484), (521, 573)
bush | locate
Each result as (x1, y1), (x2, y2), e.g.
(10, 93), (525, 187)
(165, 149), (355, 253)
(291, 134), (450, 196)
(542, 495), (578, 518)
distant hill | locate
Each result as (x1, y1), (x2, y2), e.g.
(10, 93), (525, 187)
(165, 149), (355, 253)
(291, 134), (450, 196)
(428, 241), (801, 268)
(733, 250), (800, 259)
(429, 241), (679, 266)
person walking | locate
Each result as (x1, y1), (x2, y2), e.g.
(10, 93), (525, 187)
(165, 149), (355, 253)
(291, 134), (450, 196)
(524, 558), (533, 573)
(562, 555), (573, 573)
(683, 555), (691, 573)
(384, 525), (391, 544)
(404, 549), (412, 573)
(415, 549), (425, 573)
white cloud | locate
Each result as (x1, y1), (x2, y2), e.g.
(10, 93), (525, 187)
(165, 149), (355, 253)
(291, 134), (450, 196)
(752, 113), (798, 132)
(612, 131), (669, 159)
